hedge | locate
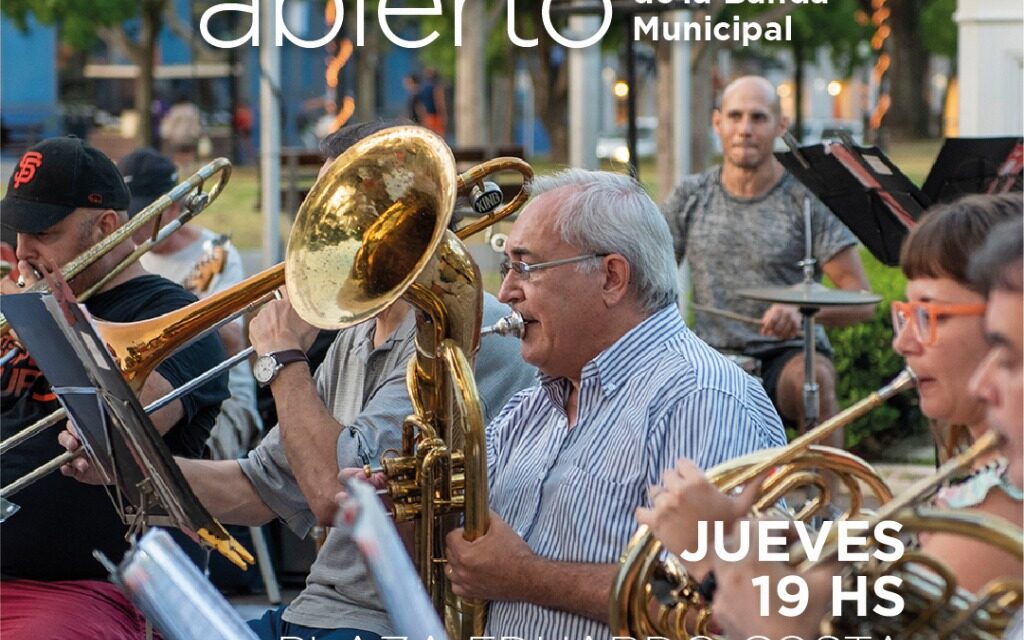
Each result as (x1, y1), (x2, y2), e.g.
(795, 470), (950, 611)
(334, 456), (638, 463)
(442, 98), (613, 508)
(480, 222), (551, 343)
(826, 248), (924, 454)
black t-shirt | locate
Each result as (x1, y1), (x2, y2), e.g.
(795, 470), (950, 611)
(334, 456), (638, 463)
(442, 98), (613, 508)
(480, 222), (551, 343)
(0, 275), (229, 580)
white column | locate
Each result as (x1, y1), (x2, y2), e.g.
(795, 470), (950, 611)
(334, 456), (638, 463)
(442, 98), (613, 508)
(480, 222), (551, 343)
(671, 10), (692, 177)
(955, 0), (1024, 136)
(517, 69), (535, 158)
(568, 10), (601, 169)
(260, 0), (282, 268)
(671, 11), (693, 318)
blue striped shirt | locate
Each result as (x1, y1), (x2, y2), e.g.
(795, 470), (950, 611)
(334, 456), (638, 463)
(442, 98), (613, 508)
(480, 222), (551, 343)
(485, 304), (786, 639)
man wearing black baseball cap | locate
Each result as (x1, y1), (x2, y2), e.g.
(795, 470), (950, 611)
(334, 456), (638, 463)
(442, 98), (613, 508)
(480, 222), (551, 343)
(0, 137), (229, 638)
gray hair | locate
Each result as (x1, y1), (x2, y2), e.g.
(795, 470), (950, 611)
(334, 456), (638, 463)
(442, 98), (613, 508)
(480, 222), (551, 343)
(529, 168), (679, 314)
(968, 215), (1023, 295)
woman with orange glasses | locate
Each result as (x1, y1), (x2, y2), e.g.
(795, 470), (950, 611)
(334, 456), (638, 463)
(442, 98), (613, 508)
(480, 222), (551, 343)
(892, 192), (1022, 593)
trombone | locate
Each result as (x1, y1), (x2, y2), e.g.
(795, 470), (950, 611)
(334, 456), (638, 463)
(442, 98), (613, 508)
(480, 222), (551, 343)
(0, 157), (232, 338)
(0, 263), (283, 511)
(0, 144), (532, 532)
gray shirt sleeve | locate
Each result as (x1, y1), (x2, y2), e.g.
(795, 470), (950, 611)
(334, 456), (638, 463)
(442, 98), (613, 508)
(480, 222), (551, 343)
(238, 327), (412, 539)
(662, 171), (709, 262)
(811, 193), (858, 265)
(340, 363), (412, 470)
(662, 181), (693, 262)
(238, 425), (317, 537)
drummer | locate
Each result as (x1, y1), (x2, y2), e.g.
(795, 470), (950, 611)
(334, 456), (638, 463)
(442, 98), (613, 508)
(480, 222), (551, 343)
(662, 75), (875, 441)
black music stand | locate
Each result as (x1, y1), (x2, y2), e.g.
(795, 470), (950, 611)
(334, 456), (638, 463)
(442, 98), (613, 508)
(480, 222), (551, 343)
(921, 137), (1023, 204)
(2, 279), (251, 568)
(777, 141), (929, 267)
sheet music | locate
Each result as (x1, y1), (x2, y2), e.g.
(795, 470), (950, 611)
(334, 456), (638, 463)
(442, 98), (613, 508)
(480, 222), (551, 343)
(337, 479), (448, 640)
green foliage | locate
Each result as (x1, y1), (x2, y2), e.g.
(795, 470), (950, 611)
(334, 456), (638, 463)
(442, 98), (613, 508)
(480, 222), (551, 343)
(725, 0), (872, 72)
(920, 0), (957, 58)
(826, 248), (924, 453)
(415, 0), (508, 80)
(1, 0), (142, 48)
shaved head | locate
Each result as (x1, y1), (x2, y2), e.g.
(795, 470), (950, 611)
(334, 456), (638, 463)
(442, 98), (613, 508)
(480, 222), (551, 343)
(721, 76), (781, 118)
(713, 75), (787, 172)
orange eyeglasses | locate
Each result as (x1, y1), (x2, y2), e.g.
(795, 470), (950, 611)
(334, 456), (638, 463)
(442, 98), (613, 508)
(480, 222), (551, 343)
(890, 300), (987, 346)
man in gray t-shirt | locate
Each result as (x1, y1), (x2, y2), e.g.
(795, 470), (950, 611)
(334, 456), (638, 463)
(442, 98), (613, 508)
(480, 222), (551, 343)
(663, 76), (874, 438)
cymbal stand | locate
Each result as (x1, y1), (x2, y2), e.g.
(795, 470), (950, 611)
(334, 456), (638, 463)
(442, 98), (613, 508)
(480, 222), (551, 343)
(799, 196), (820, 428)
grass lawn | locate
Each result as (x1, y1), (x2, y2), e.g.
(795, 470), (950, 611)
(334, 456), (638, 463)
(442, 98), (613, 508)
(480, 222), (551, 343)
(199, 139), (943, 252)
(0, 139), (941, 262)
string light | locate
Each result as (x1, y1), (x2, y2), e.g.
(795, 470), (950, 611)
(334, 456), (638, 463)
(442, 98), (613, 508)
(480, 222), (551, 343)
(323, 1), (354, 133)
(868, 0), (891, 134)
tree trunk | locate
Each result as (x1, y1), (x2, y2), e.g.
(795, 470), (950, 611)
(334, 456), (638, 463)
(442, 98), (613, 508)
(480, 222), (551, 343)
(491, 66), (516, 145)
(690, 50), (713, 171)
(455, 0), (487, 146)
(793, 40), (805, 142)
(526, 44), (569, 161)
(886, 0), (930, 139)
(134, 3), (162, 148)
(354, 31), (378, 124)
(514, 1), (568, 161)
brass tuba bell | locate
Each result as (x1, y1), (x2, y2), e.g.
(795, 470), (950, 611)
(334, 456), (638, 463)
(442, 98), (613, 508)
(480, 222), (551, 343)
(286, 126), (531, 639)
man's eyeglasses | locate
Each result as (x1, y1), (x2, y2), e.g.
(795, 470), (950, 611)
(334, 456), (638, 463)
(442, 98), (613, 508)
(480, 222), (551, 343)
(499, 253), (609, 281)
(890, 300), (987, 346)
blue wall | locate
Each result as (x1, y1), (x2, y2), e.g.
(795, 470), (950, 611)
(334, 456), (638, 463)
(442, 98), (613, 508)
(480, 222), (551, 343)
(1, 16), (58, 134)
(1, 5), (547, 155)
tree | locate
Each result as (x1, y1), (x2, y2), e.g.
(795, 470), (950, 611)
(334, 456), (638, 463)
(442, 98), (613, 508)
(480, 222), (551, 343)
(724, 0), (870, 143)
(4, 0), (172, 147)
(885, 0), (931, 139)
(418, 0), (576, 161)
(847, 0), (955, 141)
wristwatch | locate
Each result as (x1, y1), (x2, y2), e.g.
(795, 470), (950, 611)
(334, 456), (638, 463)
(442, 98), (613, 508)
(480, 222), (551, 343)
(253, 349), (308, 387)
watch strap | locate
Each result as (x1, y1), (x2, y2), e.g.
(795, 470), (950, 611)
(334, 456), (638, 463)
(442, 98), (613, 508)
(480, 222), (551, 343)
(271, 349), (308, 367)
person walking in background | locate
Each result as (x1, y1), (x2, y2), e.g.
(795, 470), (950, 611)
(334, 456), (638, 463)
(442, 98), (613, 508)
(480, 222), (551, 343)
(160, 94), (203, 173)
(233, 100), (255, 165)
(404, 73), (426, 125)
(420, 68), (447, 137)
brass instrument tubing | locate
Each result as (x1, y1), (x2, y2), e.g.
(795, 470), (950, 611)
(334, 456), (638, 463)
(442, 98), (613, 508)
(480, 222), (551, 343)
(722, 368), (917, 494)
(0, 158), (232, 335)
(796, 430), (1004, 570)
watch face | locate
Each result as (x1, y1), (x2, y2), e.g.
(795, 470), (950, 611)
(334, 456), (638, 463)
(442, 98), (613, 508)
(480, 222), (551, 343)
(253, 354), (277, 385)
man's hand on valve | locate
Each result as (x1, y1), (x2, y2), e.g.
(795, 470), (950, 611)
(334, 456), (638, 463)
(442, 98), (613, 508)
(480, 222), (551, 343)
(336, 466), (393, 514)
(445, 510), (536, 601)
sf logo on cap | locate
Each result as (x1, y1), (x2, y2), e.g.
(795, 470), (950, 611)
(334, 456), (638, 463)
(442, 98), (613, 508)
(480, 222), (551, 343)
(13, 152), (43, 189)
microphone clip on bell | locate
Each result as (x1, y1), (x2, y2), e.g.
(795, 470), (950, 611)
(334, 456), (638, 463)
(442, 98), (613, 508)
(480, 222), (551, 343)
(470, 181), (503, 215)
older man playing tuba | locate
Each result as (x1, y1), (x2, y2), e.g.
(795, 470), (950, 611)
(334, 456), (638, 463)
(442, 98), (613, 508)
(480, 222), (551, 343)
(439, 168), (786, 638)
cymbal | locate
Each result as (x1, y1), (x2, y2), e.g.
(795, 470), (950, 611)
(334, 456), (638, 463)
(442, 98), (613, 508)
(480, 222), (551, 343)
(737, 282), (882, 307)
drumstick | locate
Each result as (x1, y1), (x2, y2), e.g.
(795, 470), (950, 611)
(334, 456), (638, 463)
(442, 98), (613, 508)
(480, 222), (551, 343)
(691, 304), (762, 326)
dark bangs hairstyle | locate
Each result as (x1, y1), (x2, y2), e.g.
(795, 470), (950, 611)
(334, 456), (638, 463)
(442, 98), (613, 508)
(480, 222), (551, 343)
(900, 192), (1023, 291)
